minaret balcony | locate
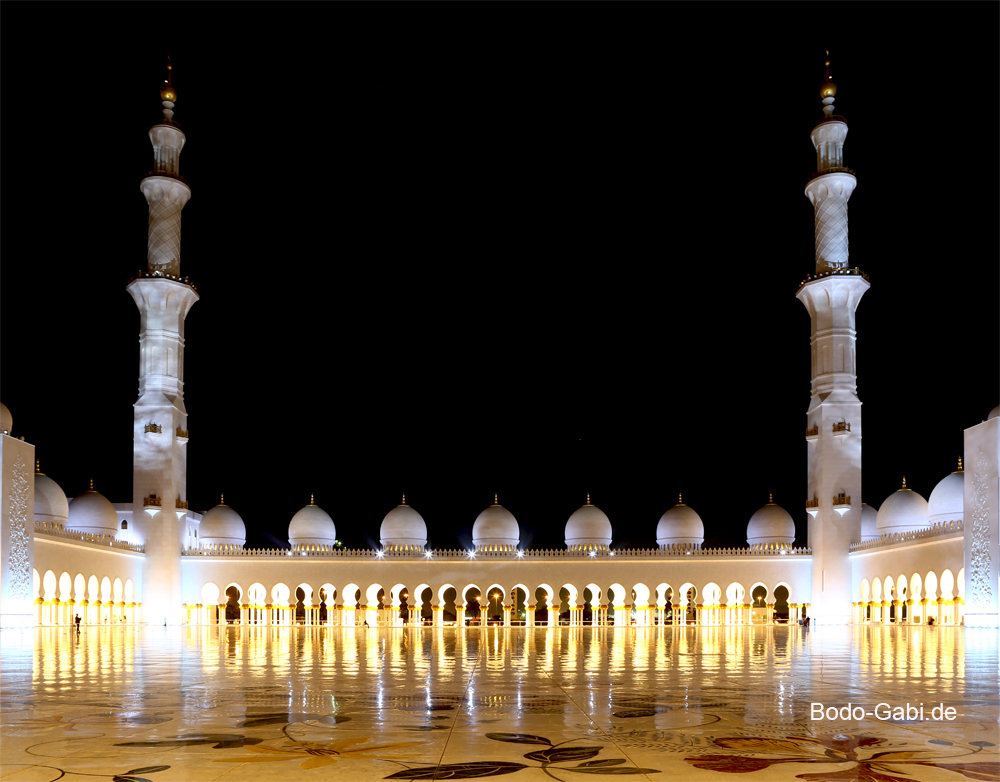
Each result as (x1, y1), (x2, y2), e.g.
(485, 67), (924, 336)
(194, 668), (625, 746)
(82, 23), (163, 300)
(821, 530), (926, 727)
(143, 170), (189, 186)
(175, 498), (188, 519)
(796, 267), (869, 292)
(144, 423), (163, 438)
(176, 427), (189, 444)
(143, 495), (162, 517)
(805, 426), (819, 442)
(805, 496), (819, 518)
(832, 422), (852, 437)
(127, 270), (199, 294)
(806, 166), (855, 184)
(832, 494), (851, 516)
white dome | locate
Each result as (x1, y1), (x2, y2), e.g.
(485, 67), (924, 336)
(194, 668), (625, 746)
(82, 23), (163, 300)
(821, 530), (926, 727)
(199, 499), (246, 547)
(472, 501), (520, 551)
(380, 501), (427, 551)
(988, 404), (999, 420)
(66, 484), (119, 535)
(876, 480), (929, 535)
(746, 499), (795, 547)
(565, 500), (612, 550)
(860, 502), (879, 542)
(927, 466), (964, 525)
(34, 466), (69, 526)
(656, 498), (704, 548)
(0, 402), (11, 435)
(288, 499), (336, 547)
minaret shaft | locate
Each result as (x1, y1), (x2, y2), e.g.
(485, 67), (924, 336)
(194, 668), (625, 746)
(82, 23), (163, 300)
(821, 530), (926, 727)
(131, 77), (198, 624)
(797, 63), (868, 624)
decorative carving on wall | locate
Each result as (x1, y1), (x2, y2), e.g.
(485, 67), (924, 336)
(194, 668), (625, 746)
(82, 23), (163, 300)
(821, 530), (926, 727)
(8, 454), (31, 601)
(968, 447), (994, 612)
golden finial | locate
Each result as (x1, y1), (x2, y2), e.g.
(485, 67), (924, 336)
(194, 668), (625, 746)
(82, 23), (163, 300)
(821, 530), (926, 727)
(160, 54), (177, 103)
(309, 493), (315, 505)
(901, 476), (907, 489)
(768, 492), (774, 504)
(401, 494), (407, 506)
(585, 492), (592, 506)
(220, 493), (226, 505)
(493, 493), (499, 506)
(35, 459), (41, 474)
(89, 478), (94, 491)
(820, 50), (838, 99)
(957, 457), (963, 472)
(678, 492), (683, 504)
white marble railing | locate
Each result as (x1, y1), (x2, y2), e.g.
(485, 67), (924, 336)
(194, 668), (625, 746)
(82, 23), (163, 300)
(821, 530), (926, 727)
(34, 521), (144, 552)
(849, 520), (963, 552)
(184, 544), (811, 560)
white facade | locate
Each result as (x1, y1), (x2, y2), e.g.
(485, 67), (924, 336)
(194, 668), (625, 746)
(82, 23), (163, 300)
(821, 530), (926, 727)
(1, 66), (995, 631)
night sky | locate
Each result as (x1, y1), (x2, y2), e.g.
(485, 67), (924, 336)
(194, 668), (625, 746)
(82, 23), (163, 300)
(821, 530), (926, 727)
(3, 5), (997, 553)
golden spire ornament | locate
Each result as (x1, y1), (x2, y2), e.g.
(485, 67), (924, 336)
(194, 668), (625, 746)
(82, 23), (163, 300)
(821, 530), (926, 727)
(160, 54), (177, 103)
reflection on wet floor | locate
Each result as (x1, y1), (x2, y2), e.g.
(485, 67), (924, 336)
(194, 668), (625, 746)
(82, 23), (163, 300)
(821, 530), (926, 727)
(1, 625), (997, 781)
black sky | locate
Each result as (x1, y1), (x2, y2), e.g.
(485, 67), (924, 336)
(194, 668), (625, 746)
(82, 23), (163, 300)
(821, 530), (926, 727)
(2, 4), (997, 552)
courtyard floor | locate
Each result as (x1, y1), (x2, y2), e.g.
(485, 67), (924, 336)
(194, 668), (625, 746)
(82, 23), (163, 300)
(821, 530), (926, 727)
(1, 625), (997, 781)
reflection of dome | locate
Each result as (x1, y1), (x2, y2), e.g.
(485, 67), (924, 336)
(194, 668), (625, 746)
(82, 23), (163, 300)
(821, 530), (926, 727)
(199, 497), (246, 547)
(288, 497), (336, 547)
(565, 497), (612, 550)
(0, 402), (11, 435)
(876, 479), (929, 535)
(747, 497), (795, 548)
(656, 496), (704, 548)
(66, 482), (119, 535)
(34, 463), (69, 526)
(860, 502), (879, 542)
(927, 462), (964, 526)
(380, 498), (427, 551)
(472, 499), (519, 551)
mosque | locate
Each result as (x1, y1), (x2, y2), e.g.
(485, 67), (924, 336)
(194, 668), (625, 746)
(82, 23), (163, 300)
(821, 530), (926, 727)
(2, 60), (998, 632)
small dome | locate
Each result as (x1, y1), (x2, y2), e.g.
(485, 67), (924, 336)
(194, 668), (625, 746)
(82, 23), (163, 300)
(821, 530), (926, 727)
(34, 464), (69, 526)
(199, 498), (246, 547)
(747, 497), (795, 548)
(0, 402), (11, 435)
(66, 482), (119, 535)
(927, 464), (964, 525)
(656, 496), (704, 548)
(380, 498), (427, 551)
(472, 499), (519, 551)
(988, 404), (999, 420)
(288, 497), (336, 547)
(565, 497), (612, 550)
(876, 479), (929, 535)
(860, 502), (879, 542)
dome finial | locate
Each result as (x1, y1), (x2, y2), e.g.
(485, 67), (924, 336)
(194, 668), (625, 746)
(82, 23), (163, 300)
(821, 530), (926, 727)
(493, 493), (499, 506)
(35, 459), (41, 474)
(309, 493), (315, 506)
(585, 492), (592, 506)
(89, 478), (94, 491)
(768, 492), (773, 504)
(901, 476), (907, 489)
(220, 493), (226, 505)
(401, 493), (407, 506)
(678, 492), (683, 504)
(957, 457), (963, 472)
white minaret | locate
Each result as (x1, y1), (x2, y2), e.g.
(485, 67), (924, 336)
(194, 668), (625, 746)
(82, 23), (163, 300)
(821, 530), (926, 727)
(128, 62), (199, 625)
(796, 55), (869, 625)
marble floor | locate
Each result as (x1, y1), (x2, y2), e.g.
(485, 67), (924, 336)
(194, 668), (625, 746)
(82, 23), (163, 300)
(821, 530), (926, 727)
(1, 625), (997, 781)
